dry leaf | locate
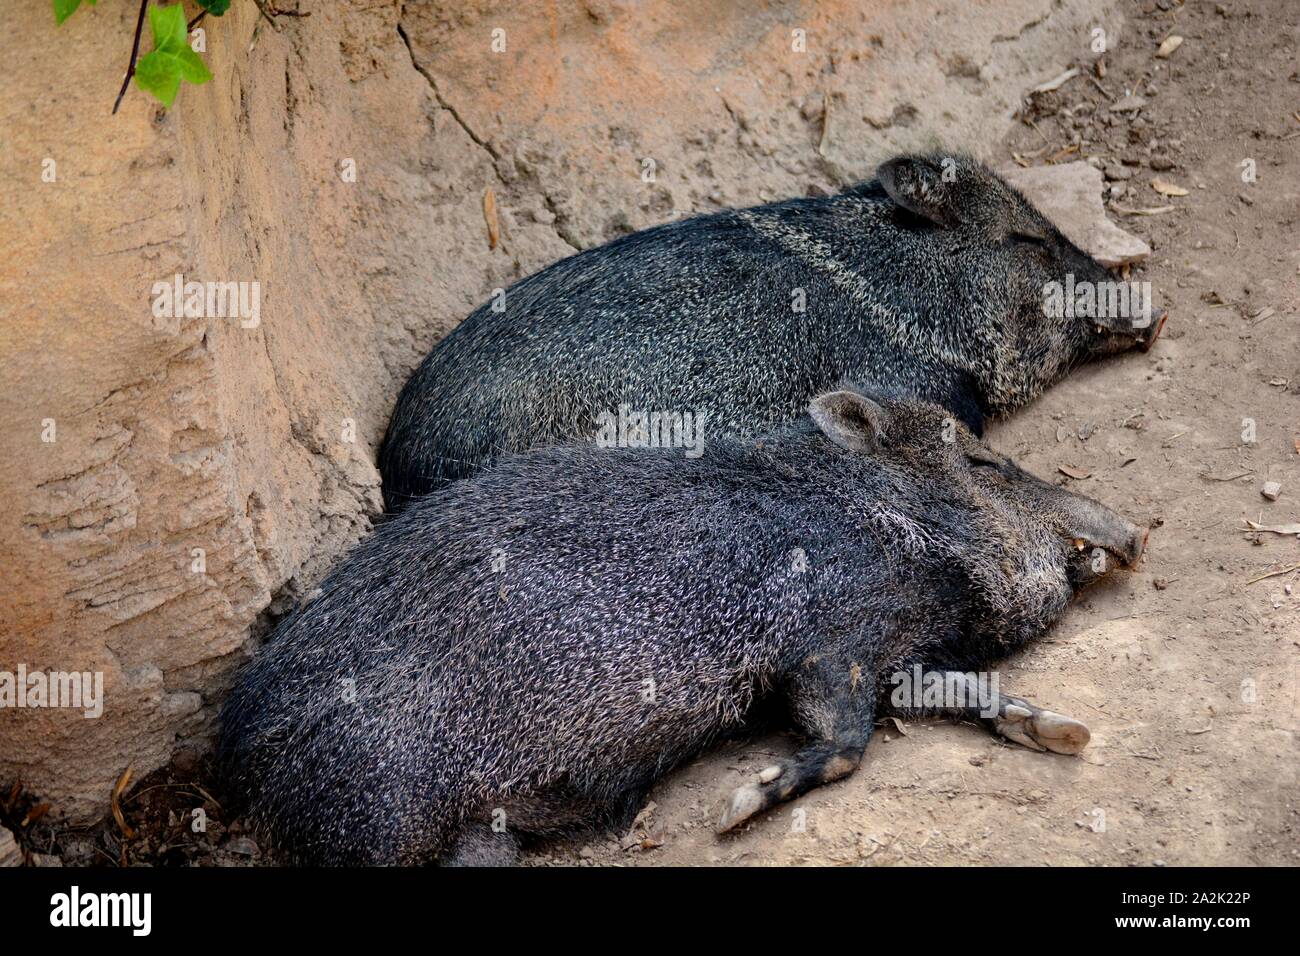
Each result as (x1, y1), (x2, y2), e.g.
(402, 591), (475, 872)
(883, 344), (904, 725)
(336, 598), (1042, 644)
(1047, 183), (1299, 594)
(1048, 143), (1080, 164)
(1151, 178), (1189, 197)
(630, 801), (657, 830)
(110, 766), (135, 840)
(887, 716), (909, 736)
(1243, 519), (1300, 536)
(1155, 35), (1184, 59)
(1111, 204), (1177, 216)
(1031, 67), (1081, 94)
(1058, 465), (1092, 480)
(1246, 563), (1300, 585)
(1109, 94), (1147, 113)
(483, 187), (499, 250)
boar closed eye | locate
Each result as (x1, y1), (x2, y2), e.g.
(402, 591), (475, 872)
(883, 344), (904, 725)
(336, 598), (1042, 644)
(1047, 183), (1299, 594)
(1008, 232), (1049, 247)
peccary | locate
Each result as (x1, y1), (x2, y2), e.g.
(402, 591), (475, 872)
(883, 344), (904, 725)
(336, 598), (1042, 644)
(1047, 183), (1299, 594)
(220, 387), (1147, 865)
(379, 152), (1164, 510)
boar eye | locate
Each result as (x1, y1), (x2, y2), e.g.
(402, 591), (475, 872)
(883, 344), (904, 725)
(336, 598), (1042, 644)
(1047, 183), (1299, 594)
(1009, 232), (1049, 248)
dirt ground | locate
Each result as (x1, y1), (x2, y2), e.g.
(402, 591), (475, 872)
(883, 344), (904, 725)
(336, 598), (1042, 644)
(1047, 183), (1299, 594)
(9, 0), (1296, 867)
(529, 0), (1300, 867)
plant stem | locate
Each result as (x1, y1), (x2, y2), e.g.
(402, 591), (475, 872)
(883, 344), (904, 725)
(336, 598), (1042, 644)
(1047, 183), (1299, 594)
(112, 0), (151, 115)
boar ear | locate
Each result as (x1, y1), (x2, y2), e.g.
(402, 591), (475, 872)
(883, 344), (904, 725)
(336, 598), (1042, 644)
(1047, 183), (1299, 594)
(809, 390), (887, 452)
(877, 155), (961, 228)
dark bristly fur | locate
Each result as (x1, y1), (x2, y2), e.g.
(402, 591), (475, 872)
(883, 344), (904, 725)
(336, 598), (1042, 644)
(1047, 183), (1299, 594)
(220, 389), (1144, 865)
(379, 152), (1157, 510)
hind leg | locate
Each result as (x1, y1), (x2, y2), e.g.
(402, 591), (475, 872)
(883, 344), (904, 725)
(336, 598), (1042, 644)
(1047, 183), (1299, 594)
(717, 650), (875, 833)
(885, 668), (1090, 755)
(442, 824), (519, 867)
(982, 691), (1090, 755)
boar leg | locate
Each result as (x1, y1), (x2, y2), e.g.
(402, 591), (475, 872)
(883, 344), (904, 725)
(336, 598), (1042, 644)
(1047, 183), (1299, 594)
(717, 652), (875, 833)
(983, 691), (1091, 755)
(886, 668), (1091, 755)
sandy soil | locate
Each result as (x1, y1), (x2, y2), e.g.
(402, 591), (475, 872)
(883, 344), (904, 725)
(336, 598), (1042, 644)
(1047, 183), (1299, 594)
(528, 0), (1300, 867)
(9, 0), (1295, 868)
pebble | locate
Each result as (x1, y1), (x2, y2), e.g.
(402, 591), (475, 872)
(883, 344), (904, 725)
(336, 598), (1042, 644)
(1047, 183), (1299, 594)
(1262, 481), (1282, 501)
(225, 836), (260, 857)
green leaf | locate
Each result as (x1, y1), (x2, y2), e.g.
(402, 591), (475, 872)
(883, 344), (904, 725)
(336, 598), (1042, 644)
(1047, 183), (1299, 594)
(134, 51), (182, 108)
(175, 46), (213, 85)
(148, 4), (188, 53)
(53, 0), (94, 26)
(133, 5), (212, 108)
(198, 0), (231, 14)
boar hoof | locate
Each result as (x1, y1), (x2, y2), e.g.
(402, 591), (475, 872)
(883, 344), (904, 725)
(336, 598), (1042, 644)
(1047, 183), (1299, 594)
(716, 783), (766, 834)
(996, 702), (1091, 755)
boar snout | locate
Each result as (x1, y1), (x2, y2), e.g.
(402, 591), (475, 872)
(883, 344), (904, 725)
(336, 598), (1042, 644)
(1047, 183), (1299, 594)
(1086, 308), (1165, 356)
(1140, 309), (1168, 352)
(1069, 515), (1148, 572)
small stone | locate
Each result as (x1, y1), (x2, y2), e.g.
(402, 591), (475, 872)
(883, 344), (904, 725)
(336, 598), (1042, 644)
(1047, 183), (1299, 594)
(1150, 156), (1175, 171)
(225, 836), (260, 857)
(1262, 481), (1282, 501)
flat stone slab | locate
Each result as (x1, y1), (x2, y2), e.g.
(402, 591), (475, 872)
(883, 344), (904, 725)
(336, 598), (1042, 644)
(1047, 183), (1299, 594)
(1001, 161), (1151, 268)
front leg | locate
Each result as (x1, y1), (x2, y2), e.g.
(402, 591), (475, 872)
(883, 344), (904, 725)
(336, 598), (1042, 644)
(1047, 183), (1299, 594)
(717, 649), (875, 833)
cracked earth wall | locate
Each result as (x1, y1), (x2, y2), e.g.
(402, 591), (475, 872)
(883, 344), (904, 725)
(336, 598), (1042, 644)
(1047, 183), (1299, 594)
(0, 0), (1118, 822)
